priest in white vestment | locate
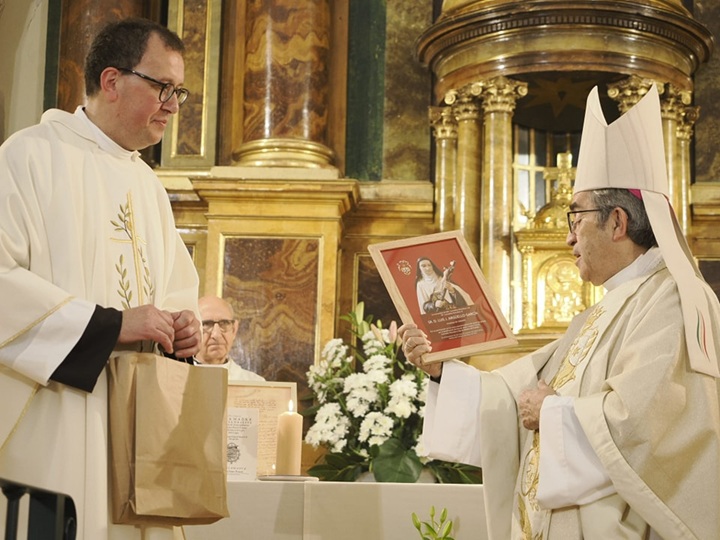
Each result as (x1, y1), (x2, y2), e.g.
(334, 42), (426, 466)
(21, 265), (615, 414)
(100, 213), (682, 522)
(0, 19), (202, 540)
(401, 85), (720, 539)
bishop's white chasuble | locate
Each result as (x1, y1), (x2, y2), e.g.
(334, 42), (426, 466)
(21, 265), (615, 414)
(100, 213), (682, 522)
(425, 259), (720, 539)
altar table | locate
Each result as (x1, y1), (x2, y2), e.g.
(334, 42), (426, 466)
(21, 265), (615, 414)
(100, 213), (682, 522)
(182, 481), (487, 540)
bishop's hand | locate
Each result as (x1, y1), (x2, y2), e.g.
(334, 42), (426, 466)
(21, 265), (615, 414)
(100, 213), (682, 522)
(518, 380), (556, 431)
(398, 323), (442, 379)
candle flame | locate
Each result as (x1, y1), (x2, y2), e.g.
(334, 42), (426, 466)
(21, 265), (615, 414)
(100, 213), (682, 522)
(288, 400), (294, 413)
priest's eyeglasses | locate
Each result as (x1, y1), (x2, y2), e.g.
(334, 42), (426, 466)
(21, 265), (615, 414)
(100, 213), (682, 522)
(566, 209), (603, 233)
(202, 319), (235, 333)
(115, 67), (189, 105)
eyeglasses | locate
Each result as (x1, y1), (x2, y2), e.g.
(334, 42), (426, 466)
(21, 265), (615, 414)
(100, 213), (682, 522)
(202, 319), (235, 333)
(566, 209), (603, 233)
(115, 67), (189, 105)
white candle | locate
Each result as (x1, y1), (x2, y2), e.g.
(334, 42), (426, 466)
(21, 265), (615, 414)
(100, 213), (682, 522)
(275, 400), (302, 476)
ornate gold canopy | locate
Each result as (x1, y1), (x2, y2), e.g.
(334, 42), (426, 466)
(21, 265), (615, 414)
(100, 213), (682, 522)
(416, 0), (713, 357)
(419, 0), (713, 101)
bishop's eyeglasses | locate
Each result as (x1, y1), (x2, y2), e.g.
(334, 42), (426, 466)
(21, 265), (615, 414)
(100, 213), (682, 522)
(202, 319), (235, 333)
(566, 209), (603, 233)
(115, 67), (189, 105)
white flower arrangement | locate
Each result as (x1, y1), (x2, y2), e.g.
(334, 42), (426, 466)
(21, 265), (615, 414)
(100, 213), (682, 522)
(305, 302), (482, 483)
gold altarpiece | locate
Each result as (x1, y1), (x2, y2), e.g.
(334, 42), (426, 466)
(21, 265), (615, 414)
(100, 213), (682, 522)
(157, 0), (715, 377)
(515, 153), (603, 334)
(49, 0), (717, 410)
(415, 0), (714, 369)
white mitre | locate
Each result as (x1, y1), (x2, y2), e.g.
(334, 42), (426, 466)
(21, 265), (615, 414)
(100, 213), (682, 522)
(575, 84), (720, 377)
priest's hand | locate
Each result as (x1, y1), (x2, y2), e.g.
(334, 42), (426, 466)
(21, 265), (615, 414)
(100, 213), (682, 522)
(518, 380), (555, 431)
(398, 323), (442, 379)
(118, 305), (175, 353)
(170, 309), (201, 358)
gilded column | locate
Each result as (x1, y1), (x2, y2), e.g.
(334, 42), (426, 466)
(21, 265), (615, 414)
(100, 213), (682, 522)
(478, 76), (527, 317)
(677, 105), (699, 234)
(445, 84), (482, 257)
(237, 0), (335, 167)
(520, 245), (535, 330)
(429, 106), (458, 232)
(607, 76), (658, 114)
(659, 84), (692, 220)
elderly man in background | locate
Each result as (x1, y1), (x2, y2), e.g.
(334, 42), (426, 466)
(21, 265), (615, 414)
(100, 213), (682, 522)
(196, 295), (265, 381)
(401, 85), (720, 539)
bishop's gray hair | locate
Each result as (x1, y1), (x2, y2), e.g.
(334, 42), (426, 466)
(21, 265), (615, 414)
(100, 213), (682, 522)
(591, 188), (658, 249)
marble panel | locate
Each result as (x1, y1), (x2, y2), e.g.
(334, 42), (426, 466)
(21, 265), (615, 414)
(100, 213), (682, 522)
(699, 259), (720, 301)
(175, 0), (208, 156)
(382, 2), (433, 181)
(57, 1), (143, 111)
(222, 237), (319, 409)
(356, 253), (400, 329)
(692, 1), (719, 183)
(345, 0), (386, 180)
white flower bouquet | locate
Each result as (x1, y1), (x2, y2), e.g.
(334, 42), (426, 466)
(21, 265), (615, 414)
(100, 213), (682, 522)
(304, 302), (482, 483)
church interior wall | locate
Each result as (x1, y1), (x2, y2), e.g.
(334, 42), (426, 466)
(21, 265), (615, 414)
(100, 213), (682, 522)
(2, 0), (720, 426)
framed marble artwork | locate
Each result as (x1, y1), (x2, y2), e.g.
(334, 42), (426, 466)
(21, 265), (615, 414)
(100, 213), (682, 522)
(220, 236), (319, 407)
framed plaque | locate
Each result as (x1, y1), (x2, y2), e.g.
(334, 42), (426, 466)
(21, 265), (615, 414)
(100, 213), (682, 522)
(226, 381), (298, 478)
(368, 230), (517, 363)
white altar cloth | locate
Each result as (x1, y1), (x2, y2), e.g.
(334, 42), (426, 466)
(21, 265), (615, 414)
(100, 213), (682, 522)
(182, 481), (487, 540)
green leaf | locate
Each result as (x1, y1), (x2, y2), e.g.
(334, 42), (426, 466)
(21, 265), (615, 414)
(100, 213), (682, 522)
(439, 520), (453, 537)
(371, 437), (423, 482)
(307, 462), (362, 482)
(354, 301), (364, 324)
(427, 460), (483, 484)
(324, 452), (354, 468)
(301, 401), (321, 417)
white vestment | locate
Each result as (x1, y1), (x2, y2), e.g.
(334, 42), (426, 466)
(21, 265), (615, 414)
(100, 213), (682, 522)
(0, 108), (200, 539)
(424, 250), (720, 539)
(198, 359), (266, 382)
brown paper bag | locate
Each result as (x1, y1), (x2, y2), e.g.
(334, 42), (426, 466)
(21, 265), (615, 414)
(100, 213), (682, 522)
(108, 352), (229, 525)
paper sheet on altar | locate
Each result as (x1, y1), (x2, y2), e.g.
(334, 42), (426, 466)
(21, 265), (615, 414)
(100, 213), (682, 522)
(227, 407), (258, 482)
(226, 381), (297, 477)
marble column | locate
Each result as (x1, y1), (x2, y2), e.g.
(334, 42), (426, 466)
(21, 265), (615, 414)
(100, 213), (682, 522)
(478, 76), (527, 317)
(446, 84), (482, 257)
(659, 84), (692, 221)
(677, 105), (699, 234)
(429, 106), (458, 232)
(236, 0), (335, 167)
(57, 0), (145, 112)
